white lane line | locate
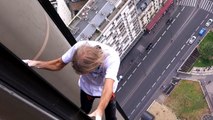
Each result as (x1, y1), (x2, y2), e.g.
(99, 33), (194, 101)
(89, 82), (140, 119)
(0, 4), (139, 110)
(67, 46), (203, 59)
(137, 62), (141, 67)
(141, 96), (146, 101)
(171, 57), (176, 63)
(181, 45), (185, 50)
(162, 31), (166, 36)
(195, 26), (199, 31)
(171, 19), (176, 24)
(157, 76), (161, 81)
(176, 51), (181, 56)
(128, 74), (132, 80)
(122, 81), (127, 86)
(181, 7), (185, 11)
(166, 64), (171, 69)
(176, 12), (181, 18)
(205, 14), (209, 19)
(130, 109), (135, 115)
(117, 87), (122, 92)
(152, 82), (156, 88)
(147, 50), (152, 54)
(133, 68), (137, 73)
(162, 70), (166, 75)
(153, 42), (157, 48)
(201, 19), (205, 25)
(146, 89), (151, 95)
(143, 56), (147, 61)
(167, 25), (171, 30)
(136, 102), (141, 108)
(157, 37), (161, 42)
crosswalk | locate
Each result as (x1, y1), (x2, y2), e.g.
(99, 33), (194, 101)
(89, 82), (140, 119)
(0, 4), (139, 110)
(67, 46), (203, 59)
(177, 0), (197, 7)
(199, 0), (213, 14)
(176, 0), (213, 14)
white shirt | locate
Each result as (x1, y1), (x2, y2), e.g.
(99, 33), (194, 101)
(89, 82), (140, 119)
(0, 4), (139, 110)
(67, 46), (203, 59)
(62, 41), (120, 96)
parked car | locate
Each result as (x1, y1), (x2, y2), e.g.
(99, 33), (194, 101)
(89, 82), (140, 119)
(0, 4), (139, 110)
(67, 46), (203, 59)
(146, 43), (153, 51)
(205, 18), (213, 27)
(198, 28), (206, 36)
(188, 36), (196, 44)
(118, 75), (123, 82)
(141, 111), (155, 120)
(162, 83), (175, 95)
(166, 17), (174, 25)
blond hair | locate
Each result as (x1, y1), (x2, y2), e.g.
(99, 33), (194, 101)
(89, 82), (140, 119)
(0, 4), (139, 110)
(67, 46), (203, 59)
(72, 44), (104, 74)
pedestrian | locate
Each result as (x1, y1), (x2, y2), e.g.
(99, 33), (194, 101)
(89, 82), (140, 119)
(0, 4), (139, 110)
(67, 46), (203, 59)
(23, 41), (120, 120)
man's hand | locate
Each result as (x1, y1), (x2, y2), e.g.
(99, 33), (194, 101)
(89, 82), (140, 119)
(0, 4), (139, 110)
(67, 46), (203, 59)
(23, 59), (39, 68)
(88, 109), (102, 120)
(22, 58), (66, 71)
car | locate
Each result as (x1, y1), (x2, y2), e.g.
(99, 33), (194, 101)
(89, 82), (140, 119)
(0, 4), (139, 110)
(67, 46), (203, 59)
(146, 43), (153, 50)
(205, 19), (213, 27)
(188, 36), (196, 44)
(141, 111), (155, 120)
(162, 83), (175, 95)
(198, 28), (206, 36)
(118, 75), (123, 81)
(166, 17), (174, 25)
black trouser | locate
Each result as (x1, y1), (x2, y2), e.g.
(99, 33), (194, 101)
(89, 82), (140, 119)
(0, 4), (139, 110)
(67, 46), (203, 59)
(80, 90), (117, 120)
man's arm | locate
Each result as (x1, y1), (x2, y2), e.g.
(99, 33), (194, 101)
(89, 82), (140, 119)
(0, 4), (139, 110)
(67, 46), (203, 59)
(24, 58), (66, 71)
(88, 78), (114, 119)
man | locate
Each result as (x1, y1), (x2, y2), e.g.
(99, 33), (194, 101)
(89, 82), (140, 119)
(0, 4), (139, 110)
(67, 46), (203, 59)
(24, 41), (120, 120)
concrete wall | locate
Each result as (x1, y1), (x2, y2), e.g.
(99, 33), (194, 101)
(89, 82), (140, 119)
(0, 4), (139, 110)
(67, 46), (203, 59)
(0, 0), (80, 106)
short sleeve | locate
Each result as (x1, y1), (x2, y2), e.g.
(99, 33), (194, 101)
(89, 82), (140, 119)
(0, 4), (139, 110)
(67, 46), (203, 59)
(104, 53), (120, 81)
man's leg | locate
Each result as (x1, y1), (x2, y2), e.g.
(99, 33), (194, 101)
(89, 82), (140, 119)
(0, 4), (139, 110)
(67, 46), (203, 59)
(80, 90), (95, 114)
(105, 94), (117, 120)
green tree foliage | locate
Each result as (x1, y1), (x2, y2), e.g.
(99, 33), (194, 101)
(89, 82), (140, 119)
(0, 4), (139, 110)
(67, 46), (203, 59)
(199, 41), (213, 59)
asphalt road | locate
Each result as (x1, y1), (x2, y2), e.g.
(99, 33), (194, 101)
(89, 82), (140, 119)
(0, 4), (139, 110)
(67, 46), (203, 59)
(116, 3), (213, 120)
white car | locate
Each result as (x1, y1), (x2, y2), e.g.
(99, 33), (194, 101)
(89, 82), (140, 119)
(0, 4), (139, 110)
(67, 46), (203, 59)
(205, 19), (213, 27)
(188, 36), (196, 44)
(118, 75), (123, 81)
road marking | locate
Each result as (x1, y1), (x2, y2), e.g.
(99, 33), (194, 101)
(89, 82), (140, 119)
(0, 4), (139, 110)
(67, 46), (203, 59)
(142, 56), (147, 61)
(181, 45), (185, 50)
(157, 76), (161, 81)
(147, 50), (152, 54)
(137, 62), (141, 67)
(201, 20), (205, 25)
(157, 37), (161, 42)
(167, 25), (171, 30)
(176, 51), (181, 56)
(162, 70), (166, 75)
(205, 14), (209, 19)
(117, 87), (122, 92)
(127, 74), (132, 80)
(153, 42), (157, 48)
(152, 82), (156, 88)
(171, 19), (176, 24)
(146, 89), (151, 95)
(130, 109), (135, 115)
(181, 7), (185, 11)
(166, 64), (171, 69)
(176, 12), (181, 18)
(122, 81), (127, 86)
(162, 31), (166, 36)
(141, 96), (146, 101)
(136, 102), (141, 108)
(171, 57), (176, 63)
(133, 68), (137, 73)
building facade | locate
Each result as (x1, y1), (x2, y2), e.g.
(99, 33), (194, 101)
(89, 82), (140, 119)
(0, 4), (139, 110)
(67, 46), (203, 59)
(56, 0), (166, 58)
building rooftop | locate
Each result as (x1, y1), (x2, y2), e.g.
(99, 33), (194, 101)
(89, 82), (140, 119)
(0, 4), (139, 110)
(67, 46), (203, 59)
(68, 0), (115, 41)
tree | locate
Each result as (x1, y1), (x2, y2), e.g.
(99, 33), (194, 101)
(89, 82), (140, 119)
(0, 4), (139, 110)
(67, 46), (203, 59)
(199, 41), (213, 60)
